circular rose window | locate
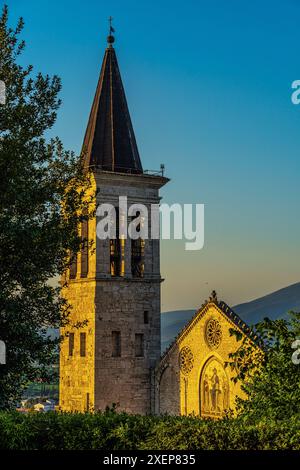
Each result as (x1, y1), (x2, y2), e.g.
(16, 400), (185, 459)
(206, 318), (222, 349)
(179, 346), (194, 375)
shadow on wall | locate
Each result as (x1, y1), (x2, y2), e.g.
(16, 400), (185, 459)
(157, 343), (180, 415)
(156, 345), (231, 417)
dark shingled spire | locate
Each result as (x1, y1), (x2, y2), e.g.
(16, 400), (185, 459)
(82, 35), (143, 174)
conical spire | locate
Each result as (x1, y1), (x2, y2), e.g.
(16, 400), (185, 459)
(82, 31), (143, 174)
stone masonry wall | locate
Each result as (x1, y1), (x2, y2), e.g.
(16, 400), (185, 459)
(155, 302), (247, 416)
(94, 280), (161, 413)
(60, 171), (168, 414)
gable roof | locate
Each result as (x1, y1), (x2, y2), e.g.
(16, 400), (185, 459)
(160, 291), (262, 360)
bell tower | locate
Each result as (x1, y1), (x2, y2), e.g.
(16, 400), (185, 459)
(59, 29), (168, 414)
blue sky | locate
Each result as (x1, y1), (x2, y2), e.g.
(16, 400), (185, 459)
(4, 0), (300, 311)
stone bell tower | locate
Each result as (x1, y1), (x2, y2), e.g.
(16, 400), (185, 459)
(59, 30), (168, 414)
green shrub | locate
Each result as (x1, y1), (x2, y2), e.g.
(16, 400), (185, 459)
(0, 411), (299, 450)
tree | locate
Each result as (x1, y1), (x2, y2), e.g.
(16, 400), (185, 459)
(0, 5), (92, 408)
(228, 311), (300, 421)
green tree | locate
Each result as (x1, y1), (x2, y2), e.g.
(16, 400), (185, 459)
(228, 311), (300, 421)
(0, 5), (92, 408)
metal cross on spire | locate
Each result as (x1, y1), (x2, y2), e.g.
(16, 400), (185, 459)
(109, 16), (114, 33)
(107, 16), (115, 46)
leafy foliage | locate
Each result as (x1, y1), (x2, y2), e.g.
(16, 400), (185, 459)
(0, 411), (299, 450)
(0, 5), (93, 408)
(227, 311), (300, 420)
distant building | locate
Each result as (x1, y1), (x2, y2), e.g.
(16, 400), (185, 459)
(33, 400), (56, 413)
(59, 32), (255, 416)
(33, 403), (45, 412)
(0, 340), (6, 364)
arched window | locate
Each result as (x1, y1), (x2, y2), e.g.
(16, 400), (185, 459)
(110, 207), (125, 277)
(130, 211), (145, 278)
(199, 357), (229, 418)
(131, 238), (145, 278)
(69, 252), (77, 279)
(81, 217), (89, 278)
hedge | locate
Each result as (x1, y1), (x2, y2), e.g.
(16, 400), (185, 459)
(0, 411), (299, 450)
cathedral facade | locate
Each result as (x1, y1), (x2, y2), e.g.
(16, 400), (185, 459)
(59, 33), (255, 416)
(155, 292), (258, 416)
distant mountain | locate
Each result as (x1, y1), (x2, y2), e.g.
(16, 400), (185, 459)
(46, 328), (59, 340)
(161, 282), (300, 352)
(233, 283), (300, 324)
(161, 309), (195, 353)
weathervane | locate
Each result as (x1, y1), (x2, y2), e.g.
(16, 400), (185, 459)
(107, 16), (115, 46)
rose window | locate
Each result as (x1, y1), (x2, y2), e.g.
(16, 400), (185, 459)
(179, 346), (194, 375)
(206, 318), (222, 349)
